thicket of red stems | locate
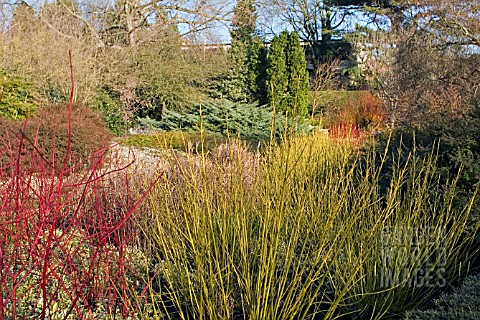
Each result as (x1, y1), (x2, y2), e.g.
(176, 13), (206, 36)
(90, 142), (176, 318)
(0, 118), (151, 318)
(324, 91), (384, 131)
(328, 123), (365, 144)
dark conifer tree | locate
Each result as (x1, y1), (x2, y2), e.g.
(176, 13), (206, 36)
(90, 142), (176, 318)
(266, 31), (289, 112)
(286, 32), (310, 116)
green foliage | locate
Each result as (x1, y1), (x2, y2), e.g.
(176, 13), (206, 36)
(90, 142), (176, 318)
(214, 0), (265, 103)
(266, 31), (289, 112)
(136, 101), (310, 142)
(94, 86), (128, 136)
(0, 71), (36, 119)
(101, 31), (229, 121)
(207, 42), (251, 103)
(131, 37), (193, 117)
(248, 38), (268, 103)
(286, 31), (310, 116)
(208, 37), (267, 103)
(266, 31), (309, 116)
(311, 90), (366, 112)
(405, 274), (480, 319)
(231, 0), (257, 43)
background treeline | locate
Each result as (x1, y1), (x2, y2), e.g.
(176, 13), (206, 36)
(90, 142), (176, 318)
(0, 1), (231, 132)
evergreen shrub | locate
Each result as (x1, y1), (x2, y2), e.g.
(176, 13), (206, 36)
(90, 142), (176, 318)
(266, 32), (289, 112)
(207, 39), (267, 103)
(0, 71), (37, 119)
(405, 274), (480, 320)
(285, 31), (310, 116)
(136, 101), (310, 143)
(266, 31), (309, 116)
(94, 86), (128, 136)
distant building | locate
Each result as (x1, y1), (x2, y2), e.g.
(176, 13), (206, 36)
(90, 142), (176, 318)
(181, 39), (358, 87)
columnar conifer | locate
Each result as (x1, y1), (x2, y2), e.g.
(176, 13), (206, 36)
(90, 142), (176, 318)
(286, 32), (310, 116)
(266, 31), (309, 116)
(266, 31), (289, 112)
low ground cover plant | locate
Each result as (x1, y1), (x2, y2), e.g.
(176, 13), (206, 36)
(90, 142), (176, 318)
(405, 273), (480, 319)
(136, 101), (311, 143)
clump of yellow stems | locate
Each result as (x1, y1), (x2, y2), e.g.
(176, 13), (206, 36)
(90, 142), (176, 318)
(134, 130), (478, 319)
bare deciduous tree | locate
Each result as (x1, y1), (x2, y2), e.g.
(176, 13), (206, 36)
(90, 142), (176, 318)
(310, 58), (340, 118)
(1, 0), (233, 48)
(377, 0), (480, 128)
